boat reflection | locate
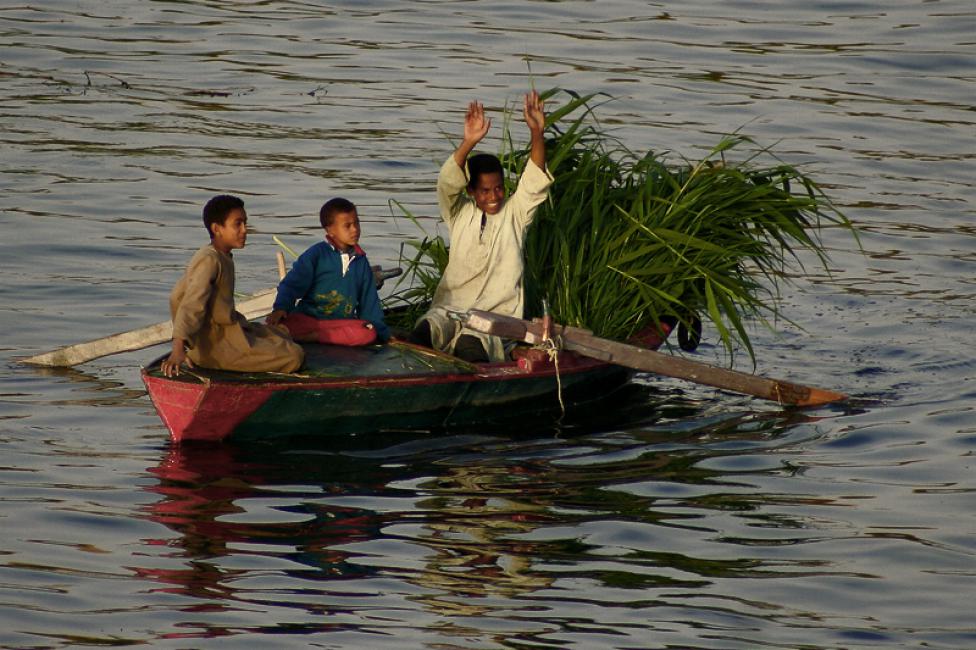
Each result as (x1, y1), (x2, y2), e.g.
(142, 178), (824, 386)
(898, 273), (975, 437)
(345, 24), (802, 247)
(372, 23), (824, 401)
(401, 463), (557, 616)
(138, 405), (836, 638)
(143, 442), (385, 583)
(139, 435), (567, 630)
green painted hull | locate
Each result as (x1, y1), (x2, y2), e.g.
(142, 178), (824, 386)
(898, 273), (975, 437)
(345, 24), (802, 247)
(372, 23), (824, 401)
(143, 341), (634, 442)
(232, 362), (632, 439)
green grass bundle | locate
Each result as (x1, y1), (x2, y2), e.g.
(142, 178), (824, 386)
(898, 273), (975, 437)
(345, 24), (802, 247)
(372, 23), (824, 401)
(516, 90), (854, 361)
(381, 201), (450, 331)
(386, 89), (855, 361)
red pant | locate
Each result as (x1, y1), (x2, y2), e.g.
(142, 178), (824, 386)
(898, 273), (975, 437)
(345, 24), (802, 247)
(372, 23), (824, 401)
(281, 312), (377, 346)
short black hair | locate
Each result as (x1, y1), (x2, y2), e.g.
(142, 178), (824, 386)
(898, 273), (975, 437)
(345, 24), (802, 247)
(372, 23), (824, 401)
(466, 153), (504, 191)
(202, 194), (245, 237)
(319, 197), (357, 229)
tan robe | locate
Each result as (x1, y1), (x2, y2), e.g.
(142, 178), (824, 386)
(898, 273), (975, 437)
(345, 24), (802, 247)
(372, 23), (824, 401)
(170, 245), (304, 373)
(420, 157), (553, 361)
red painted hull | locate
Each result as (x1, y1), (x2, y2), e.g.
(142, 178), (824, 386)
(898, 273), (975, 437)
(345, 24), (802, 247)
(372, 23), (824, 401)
(142, 341), (644, 443)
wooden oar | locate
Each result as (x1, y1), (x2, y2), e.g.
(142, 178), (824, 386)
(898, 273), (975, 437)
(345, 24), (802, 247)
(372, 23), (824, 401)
(20, 259), (405, 368)
(19, 288), (278, 367)
(463, 310), (847, 407)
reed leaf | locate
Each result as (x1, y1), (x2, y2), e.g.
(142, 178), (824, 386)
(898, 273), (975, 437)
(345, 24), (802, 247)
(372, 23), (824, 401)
(381, 200), (448, 330)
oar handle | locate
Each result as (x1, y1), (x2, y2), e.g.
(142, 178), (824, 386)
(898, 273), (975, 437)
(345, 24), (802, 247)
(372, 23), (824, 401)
(276, 251), (287, 280)
(372, 266), (403, 289)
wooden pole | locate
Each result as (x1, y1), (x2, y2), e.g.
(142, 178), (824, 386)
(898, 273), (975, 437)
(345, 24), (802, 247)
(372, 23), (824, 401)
(464, 310), (846, 407)
(19, 289), (277, 367)
(20, 260), (403, 368)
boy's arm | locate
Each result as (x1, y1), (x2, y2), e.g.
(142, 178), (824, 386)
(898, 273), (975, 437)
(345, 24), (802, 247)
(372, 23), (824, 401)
(269, 247), (316, 319)
(161, 338), (193, 377)
(523, 90), (546, 171)
(437, 158), (469, 225)
(164, 252), (217, 376)
(453, 100), (491, 169)
(438, 101), (491, 223)
(357, 258), (390, 342)
(506, 90), (553, 228)
(171, 253), (217, 342)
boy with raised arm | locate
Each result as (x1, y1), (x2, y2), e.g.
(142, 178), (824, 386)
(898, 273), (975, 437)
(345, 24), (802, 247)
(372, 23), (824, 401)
(161, 194), (304, 377)
(410, 91), (552, 362)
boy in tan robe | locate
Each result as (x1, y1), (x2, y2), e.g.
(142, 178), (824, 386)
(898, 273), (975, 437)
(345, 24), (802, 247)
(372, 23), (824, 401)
(161, 194), (304, 377)
(411, 91), (553, 362)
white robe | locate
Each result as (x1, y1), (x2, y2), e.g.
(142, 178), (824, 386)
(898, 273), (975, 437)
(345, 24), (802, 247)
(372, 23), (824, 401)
(420, 156), (553, 361)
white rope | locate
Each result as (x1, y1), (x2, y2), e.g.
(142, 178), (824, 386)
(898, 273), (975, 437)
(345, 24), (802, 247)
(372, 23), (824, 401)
(537, 333), (565, 419)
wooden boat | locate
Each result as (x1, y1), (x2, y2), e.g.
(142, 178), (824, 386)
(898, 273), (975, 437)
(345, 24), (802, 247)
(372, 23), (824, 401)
(141, 339), (646, 443)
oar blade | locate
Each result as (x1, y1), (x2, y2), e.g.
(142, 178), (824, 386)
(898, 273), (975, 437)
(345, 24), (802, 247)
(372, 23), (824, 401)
(785, 384), (848, 407)
(20, 321), (174, 367)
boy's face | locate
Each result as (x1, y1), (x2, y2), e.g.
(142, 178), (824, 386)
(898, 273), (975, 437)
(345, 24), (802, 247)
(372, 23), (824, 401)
(468, 171), (506, 215)
(326, 210), (361, 250)
(211, 208), (248, 253)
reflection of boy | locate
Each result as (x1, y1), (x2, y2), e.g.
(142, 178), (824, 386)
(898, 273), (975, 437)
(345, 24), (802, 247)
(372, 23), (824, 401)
(411, 92), (552, 362)
(267, 198), (390, 345)
(161, 194), (304, 378)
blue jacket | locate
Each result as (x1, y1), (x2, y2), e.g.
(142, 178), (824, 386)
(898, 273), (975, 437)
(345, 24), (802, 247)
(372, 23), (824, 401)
(273, 240), (390, 342)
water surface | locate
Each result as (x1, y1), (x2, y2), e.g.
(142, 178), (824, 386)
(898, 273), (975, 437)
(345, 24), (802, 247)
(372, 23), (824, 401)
(1, 1), (974, 648)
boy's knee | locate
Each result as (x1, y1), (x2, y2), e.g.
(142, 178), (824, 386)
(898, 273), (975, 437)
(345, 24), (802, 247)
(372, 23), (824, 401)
(408, 320), (433, 347)
(454, 335), (489, 363)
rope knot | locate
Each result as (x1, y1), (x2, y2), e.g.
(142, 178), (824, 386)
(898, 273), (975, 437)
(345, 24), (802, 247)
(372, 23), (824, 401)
(534, 327), (565, 419)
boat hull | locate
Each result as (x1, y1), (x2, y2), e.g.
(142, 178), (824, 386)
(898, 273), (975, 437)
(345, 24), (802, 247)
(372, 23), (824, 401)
(142, 341), (634, 442)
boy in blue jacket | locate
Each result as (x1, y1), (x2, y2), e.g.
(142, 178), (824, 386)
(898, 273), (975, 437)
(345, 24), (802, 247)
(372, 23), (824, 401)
(266, 198), (389, 345)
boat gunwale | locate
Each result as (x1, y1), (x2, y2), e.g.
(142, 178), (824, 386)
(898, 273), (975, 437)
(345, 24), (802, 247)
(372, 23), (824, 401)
(141, 347), (622, 392)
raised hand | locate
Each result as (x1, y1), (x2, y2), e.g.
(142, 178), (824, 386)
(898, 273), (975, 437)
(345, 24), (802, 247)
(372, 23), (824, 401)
(463, 100), (491, 145)
(524, 90), (547, 170)
(523, 90), (545, 134)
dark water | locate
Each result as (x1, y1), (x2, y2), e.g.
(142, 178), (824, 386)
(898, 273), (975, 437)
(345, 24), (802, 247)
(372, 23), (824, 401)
(2, 1), (975, 648)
